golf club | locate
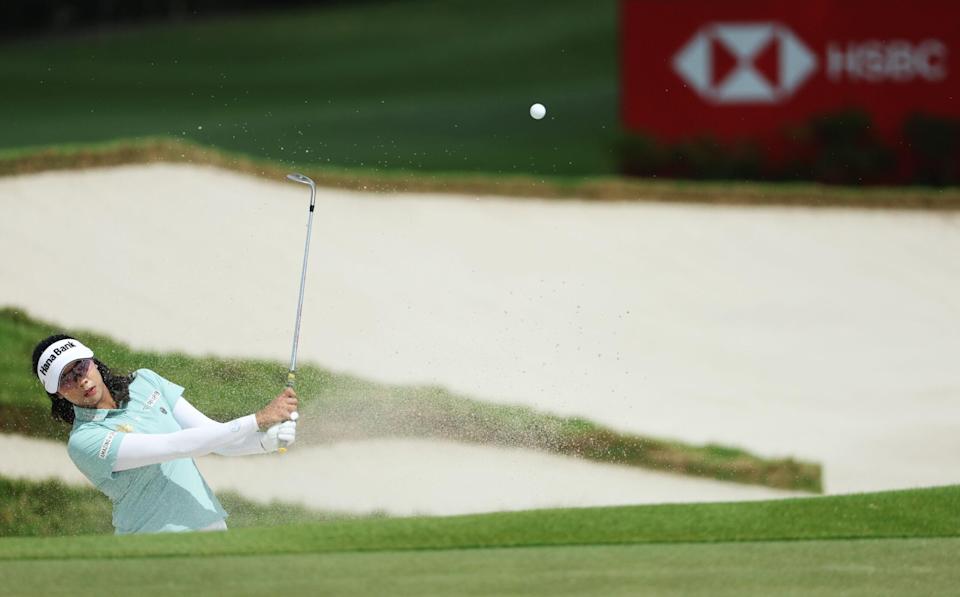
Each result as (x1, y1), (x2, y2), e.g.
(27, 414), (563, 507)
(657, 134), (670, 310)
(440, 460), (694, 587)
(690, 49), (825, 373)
(279, 172), (316, 452)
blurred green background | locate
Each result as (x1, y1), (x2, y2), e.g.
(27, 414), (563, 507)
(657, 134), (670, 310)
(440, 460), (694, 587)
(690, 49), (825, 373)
(0, 0), (619, 178)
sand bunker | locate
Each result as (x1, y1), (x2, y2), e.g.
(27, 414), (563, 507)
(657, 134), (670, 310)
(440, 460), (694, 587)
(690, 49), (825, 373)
(2, 164), (959, 497)
(0, 434), (803, 515)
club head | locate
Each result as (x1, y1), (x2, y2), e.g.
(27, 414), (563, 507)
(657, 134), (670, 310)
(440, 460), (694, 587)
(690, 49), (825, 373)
(287, 172), (316, 207)
(286, 173), (315, 188)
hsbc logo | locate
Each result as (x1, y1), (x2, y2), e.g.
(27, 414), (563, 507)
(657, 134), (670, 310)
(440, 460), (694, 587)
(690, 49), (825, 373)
(673, 22), (817, 104)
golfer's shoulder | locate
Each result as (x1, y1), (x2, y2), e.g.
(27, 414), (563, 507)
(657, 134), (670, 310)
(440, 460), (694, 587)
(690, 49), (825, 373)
(133, 367), (156, 380)
(132, 368), (166, 389)
(131, 369), (184, 404)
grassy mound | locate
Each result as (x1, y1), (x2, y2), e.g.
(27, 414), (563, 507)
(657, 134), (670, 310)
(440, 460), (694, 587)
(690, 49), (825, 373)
(0, 472), (960, 548)
(0, 307), (821, 491)
(1, 484), (956, 557)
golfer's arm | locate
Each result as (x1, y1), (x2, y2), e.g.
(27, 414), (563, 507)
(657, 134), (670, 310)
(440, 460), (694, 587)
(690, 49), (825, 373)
(211, 432), (267, 456)
(171, 396), (219, 429)
(112, 414), (259, 471)
(172, 396), (266, 456)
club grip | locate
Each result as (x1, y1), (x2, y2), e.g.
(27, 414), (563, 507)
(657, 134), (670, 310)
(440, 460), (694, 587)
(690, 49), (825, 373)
(279, 371), (297, 454)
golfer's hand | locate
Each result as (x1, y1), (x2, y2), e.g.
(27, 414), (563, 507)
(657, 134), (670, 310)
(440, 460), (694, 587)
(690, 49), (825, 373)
(255, 387), (298, 429)
(260, 420), (297, 453)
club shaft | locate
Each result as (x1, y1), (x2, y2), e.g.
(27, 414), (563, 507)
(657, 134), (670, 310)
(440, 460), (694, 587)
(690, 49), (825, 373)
(288, 201), (316, 386)
(280, 174), (315, 453)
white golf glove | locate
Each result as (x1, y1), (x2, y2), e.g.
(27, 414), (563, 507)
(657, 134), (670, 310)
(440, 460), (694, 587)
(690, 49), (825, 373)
(260, 420), (297, 453)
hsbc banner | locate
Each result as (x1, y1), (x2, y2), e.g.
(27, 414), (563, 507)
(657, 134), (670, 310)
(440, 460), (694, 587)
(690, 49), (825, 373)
(622, 0), (960, 144)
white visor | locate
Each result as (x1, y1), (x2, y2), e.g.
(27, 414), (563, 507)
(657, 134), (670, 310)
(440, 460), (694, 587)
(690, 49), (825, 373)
(37, 338), (95, 393)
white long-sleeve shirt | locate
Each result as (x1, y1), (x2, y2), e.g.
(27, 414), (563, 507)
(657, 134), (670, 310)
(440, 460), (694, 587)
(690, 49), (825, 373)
(113, 396), (266, 472)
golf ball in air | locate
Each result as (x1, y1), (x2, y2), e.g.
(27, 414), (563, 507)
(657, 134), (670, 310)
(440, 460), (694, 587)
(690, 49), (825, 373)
(530, 103), (546, 120)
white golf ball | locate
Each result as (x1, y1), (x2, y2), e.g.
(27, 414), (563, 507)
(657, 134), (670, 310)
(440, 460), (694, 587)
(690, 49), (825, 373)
(530, 103), (546, 120)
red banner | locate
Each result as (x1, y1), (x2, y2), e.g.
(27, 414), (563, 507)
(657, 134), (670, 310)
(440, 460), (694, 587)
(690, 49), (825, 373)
(622, 0), (960, 144)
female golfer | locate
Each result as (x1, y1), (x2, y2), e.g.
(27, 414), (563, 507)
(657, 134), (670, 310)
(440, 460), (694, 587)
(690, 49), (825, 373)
(32, 334), (299, 535)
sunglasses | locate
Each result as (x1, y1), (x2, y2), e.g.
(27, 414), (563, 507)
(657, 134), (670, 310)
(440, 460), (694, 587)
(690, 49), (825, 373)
(59, 358), (93, 391)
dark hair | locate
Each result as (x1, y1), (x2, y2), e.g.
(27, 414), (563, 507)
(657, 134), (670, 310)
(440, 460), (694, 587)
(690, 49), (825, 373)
(31, 334), (134, 425)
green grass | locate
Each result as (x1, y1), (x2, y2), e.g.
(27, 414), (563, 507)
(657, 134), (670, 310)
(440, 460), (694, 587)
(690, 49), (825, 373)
(0, 306), (821, 491)
(3, 484), (957, 554)
(4, 137), (959, 208)
(2, 539), (957, 597)
(3, 1), (959, 206)
(0, 486), (958, 595)
(0, 476), (363, 537)
(0, 0), (619, 179)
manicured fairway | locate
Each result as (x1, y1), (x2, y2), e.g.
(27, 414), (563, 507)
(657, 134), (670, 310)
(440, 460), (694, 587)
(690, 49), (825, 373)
(1, 486), (958, 595)
(2, 538), (958, 596)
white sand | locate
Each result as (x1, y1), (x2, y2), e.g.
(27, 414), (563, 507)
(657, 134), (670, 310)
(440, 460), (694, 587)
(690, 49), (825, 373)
(2, 163), (959, 501)
(0, 434), (803, 515)
(201, 438), (807, 515)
